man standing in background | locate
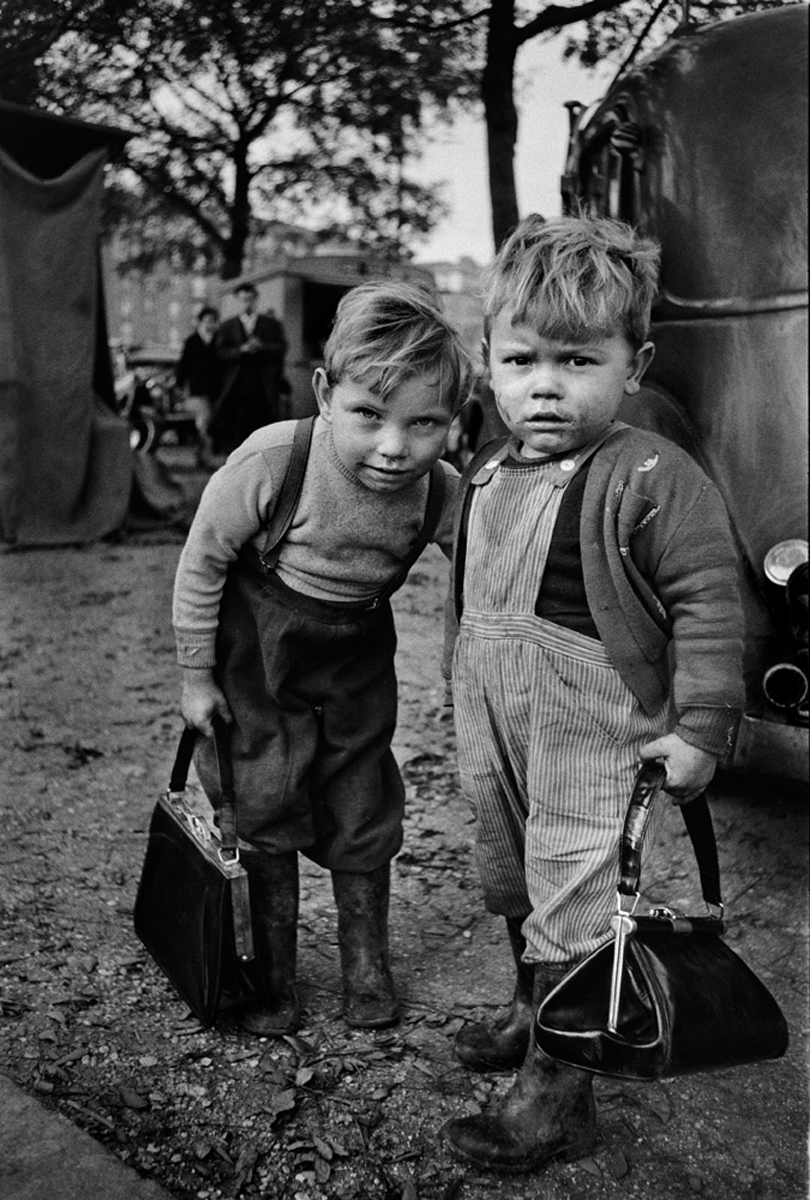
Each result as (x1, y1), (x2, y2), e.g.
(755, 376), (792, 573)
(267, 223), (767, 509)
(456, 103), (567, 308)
(210, 282), (288, 456)
(176, 306), (221, 467)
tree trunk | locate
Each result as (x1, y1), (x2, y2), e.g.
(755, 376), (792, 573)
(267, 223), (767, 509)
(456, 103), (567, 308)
(483, 0), (520, 251)
(221, 139), (251, 280)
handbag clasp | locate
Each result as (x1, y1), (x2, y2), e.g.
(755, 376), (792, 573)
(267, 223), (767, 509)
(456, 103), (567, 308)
(608, 891), (639, 1033)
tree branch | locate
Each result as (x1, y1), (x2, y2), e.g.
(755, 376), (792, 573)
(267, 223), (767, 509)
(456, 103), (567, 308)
(517, 0), (626, 45)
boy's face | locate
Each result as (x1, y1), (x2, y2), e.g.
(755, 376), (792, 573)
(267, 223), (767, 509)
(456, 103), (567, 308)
(487, 307), (653, 458)
(312, 368), (452, 493)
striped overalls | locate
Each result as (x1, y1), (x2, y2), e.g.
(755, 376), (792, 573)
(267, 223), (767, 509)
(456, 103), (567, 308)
(453, 453), (667, 964)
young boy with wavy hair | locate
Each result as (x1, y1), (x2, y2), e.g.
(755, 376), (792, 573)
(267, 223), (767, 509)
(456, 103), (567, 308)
(441, 215), (744, 1172)
(173, 280), (472, 1037)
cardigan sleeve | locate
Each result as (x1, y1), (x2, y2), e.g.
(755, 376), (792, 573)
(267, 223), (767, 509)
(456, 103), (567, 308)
(639, 478), (745, 756)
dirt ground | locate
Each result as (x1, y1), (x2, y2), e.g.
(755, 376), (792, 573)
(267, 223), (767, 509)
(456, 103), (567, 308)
(1, 448), (808, 1200)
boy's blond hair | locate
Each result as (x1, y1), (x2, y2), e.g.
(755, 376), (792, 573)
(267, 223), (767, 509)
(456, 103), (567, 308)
(324, 279), (473, 414)
(482, 214), (660, 349)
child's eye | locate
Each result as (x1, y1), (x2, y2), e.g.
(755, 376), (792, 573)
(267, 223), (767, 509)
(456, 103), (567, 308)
(504, 354), (532, 366)
(567, 355), (595, 368)
(355, 407), (381, 421)
(413, 416), (439, 428)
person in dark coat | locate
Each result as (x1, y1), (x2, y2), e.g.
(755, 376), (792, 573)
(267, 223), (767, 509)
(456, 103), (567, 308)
(175, 306), (221, 466)
(210, 283), (288, 456)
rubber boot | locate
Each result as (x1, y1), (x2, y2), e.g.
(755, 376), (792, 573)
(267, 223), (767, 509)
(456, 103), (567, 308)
(454, 915), (533, 1071)
(239, 850), (301, 1036)
(331, 864), (399, 1029)
(441, 964), (597, 1173)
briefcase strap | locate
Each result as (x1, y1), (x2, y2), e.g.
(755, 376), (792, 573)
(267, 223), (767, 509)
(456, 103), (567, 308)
(230, 872), (254, 962)
(167, 717), (255, 962)
(210, 715), (237, 853)
(619, 761), (723, 913)
(169, 716), (238, 854)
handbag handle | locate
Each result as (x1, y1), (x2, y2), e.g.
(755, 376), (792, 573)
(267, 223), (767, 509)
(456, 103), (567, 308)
(168, 715), (238, 856)
(619, 760), (723, 913)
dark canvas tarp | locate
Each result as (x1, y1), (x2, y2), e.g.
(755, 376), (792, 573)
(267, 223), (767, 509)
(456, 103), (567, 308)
(0, 125), (132, 545)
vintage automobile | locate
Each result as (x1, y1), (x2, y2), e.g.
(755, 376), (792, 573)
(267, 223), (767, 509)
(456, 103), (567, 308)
(560, 4), (808, 780)
(116, 345), (198, 454)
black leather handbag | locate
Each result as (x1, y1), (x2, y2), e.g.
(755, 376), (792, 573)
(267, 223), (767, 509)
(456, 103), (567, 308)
(536, 762), (789, 1080)
(134, 716), (257, 1025)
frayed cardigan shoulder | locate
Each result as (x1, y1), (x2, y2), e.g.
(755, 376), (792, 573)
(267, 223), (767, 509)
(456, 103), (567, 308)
(443, 423), (745, 759)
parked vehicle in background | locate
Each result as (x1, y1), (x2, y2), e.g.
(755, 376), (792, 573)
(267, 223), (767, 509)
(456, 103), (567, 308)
(113, 345), (198, 454)
(560, 4), (808, 781)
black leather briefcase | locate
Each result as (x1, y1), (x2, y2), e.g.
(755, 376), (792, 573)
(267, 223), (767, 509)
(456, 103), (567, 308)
(536, 763), (789, 1080)
(134, 717), (256, 1025)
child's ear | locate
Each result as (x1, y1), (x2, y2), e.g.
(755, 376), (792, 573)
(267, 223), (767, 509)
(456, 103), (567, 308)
(312, 367), (333, 420)
(625, 341), (655, 395)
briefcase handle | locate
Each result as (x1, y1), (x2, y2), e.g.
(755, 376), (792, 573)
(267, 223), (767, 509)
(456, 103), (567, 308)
(619, 761), (723, 915)
(168, 715), (238, 856)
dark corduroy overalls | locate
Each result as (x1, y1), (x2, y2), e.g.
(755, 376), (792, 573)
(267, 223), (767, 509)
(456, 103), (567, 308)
(194, 418), (445, 872)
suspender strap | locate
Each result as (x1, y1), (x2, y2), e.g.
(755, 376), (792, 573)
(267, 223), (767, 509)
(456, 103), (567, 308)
(452, 437), (509, 620)
(257, 416), (316, 572)
(253, 421), (446, 607)
(374, 461), (447, 604)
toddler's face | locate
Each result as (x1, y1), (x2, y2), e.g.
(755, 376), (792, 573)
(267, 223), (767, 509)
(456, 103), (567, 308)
(487, 306), (653, 458)
(312, 369), (453, 493)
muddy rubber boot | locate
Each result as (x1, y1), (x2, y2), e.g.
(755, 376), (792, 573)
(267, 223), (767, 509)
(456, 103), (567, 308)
(441, 964), (596, 1173)
(454, 915), (533, 1071)
(239, 850), (301, 1037)
(331, 864), (399, 1029)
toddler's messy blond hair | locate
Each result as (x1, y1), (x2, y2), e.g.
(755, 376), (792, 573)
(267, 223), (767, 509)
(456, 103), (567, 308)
(482, 214), (660, 349)
(324, 280), (473, 414)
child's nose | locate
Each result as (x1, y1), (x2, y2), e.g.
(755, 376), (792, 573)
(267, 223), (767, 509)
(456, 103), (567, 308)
(377, 425), (408, 459)
(529, 363), (563, 395)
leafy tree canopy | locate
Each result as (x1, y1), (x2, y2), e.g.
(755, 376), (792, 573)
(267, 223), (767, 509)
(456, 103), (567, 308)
(2, 0), (481, 276)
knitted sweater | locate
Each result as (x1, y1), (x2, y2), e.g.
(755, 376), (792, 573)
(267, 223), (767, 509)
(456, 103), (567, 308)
(174, 417), (459, 669)
(444, 423), (745, 758)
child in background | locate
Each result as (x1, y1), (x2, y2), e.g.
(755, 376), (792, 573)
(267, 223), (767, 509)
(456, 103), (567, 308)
(441, 215), (744, 1172)
(173, 281), (471, 1037)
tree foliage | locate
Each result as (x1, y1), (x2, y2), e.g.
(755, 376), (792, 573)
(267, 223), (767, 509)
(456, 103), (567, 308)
(5, 0), (480, 277)
(461, 0), (794, 248)
(1, 0), (793, 269)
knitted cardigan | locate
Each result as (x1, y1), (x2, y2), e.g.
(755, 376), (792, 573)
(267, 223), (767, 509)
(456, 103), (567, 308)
(444, 423), (745, 759)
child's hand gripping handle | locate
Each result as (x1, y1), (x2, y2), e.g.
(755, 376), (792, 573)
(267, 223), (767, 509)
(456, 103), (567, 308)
(618, 761), (667, 900)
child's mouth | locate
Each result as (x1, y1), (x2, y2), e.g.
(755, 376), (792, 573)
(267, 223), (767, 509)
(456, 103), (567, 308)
(366, 465), (410, 480)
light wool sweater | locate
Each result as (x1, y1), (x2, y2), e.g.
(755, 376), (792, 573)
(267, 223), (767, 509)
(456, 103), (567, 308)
(173, 418), (459, 669)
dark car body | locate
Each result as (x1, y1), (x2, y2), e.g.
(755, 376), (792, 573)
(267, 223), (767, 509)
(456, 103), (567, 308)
(561, 6), (808, 779)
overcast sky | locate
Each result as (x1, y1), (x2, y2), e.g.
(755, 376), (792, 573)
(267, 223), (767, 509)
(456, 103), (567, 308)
(413, 38), (615, 266)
